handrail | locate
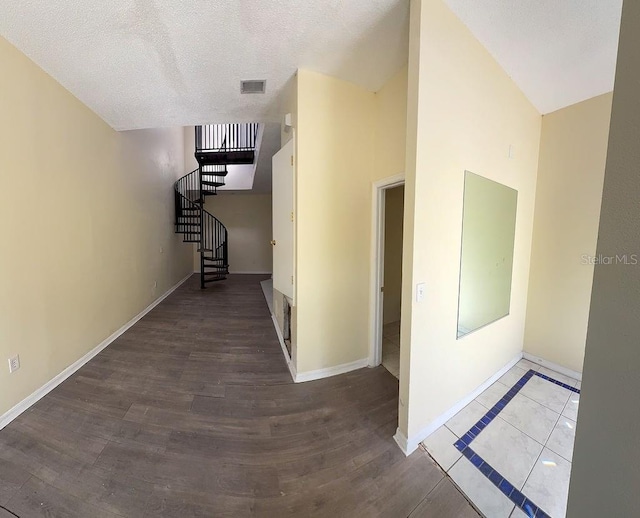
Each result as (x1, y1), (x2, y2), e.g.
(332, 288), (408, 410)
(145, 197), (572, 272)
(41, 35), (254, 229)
(195, 123), (259, 153)
(174, 169), (229, 287)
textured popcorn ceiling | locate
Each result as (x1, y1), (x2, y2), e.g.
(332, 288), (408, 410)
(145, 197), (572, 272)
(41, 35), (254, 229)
(444, 0), (623, 114)
(0, 0), (410, 130)
(0, 1), (623, 130)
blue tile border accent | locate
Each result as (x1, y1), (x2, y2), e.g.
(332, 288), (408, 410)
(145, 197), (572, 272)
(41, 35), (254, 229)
(453, 368), (580, 517)
(533, 370), (580, 393)
(456, 443), (551, 518)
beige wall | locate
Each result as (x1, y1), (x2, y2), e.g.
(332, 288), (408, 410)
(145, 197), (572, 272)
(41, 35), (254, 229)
(400, 0), (541, 441)
(567, 1), (640, 513)
(295, 70), (376, 373)
(524, 94), (612, 373)
(383, 186), (405, 325)
(375, 67), (409, 180)
(293, 67), (407, 375)
(183, 126), (198, 173)
(195, 194), (273, 274)
(0, 37), (193, 417)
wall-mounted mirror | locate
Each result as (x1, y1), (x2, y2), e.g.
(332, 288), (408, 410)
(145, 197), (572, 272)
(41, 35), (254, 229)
(457, 171), (518, 339)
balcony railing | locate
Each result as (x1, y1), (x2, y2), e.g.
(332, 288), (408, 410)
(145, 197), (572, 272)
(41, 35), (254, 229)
(196, 123), (259, 153)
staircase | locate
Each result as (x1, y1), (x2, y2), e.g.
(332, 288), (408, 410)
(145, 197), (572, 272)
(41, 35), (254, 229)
(174, 123), (260, 288)
(174, 167), (229, 288)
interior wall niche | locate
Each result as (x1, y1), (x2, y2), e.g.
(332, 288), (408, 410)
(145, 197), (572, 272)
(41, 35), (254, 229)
(283, 296), (292, 357)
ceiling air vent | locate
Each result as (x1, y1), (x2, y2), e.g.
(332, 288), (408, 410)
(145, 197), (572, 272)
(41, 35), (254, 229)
(241, 80), (266, 94)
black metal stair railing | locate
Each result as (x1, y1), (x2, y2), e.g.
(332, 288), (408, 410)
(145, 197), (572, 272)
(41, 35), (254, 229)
(195, 124), (259, 166)
(200, 164), (228, 196)
(196, 123), (259, 152)
(174, 169), (229, 288)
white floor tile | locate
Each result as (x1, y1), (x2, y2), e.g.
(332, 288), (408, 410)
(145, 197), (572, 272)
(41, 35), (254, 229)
(382, 338), (398, 352)
(382, 339), (400, 379)
(538, 367), (578, 387)
(449, 458), (514, 518)
(499, 365), (528, 388)
(516, 359), (540, 371)
(476, 381), (509, 409)
(383, 321), (400, 338)
(499, 393), (559, 444)
(383, 362), (399, 379)
(387, 334), (400, 346)
(522, 448), (571, 518)
(546, 417), (576, 462)
(519, 376), (571, 414)
(472, 418), (543, 489)
(561, 392), (580, 421)
(422, 426), (461, 471)
(446, 400), (489, 438)
(440, 357), (579, 518)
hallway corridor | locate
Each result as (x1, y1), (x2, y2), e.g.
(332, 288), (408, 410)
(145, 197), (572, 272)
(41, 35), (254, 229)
(0, 275), (477, 517)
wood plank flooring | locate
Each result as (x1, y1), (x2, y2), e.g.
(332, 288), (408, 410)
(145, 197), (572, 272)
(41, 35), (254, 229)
(0, 274), (478, 517)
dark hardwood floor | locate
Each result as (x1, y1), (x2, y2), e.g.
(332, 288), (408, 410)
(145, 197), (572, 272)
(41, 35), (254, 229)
(0, 274), (478, 517)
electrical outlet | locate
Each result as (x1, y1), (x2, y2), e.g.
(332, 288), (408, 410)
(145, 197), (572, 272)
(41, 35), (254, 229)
(8, 355), (20, 373)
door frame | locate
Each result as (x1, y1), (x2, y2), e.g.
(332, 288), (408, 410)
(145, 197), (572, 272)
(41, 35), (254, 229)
(369, 174), (405, 367)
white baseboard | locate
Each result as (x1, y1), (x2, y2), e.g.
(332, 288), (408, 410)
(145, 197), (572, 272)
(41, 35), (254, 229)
(398, 352), (523, 456)
(394, 428), (410, 455)
(295, 358), (369, 383)
(270, 314), (296, 382)
(523, 352), (582, 381)
(265, 304), (366, 385)
(0, 272), (194, 431)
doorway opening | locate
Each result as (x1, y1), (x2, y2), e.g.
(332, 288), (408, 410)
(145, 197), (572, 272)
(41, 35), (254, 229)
(381, 185), (404, 378)
(370, 175), (405, 380)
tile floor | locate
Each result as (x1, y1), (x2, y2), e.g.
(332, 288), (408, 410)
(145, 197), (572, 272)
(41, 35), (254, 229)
(423, 359), (580, 518)
(382, 321), (401, 379)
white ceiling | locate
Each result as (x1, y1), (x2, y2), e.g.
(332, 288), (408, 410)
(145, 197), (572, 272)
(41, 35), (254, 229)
(0, 0), (410, 131)
(0, 1), (624, 130)
(444, 0), (623, 114)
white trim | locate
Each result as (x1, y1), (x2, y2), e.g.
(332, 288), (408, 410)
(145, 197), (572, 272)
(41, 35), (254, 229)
(394, 427), (410, 455)
(270, 314), (296, 382)
(397, 353), (523, 455)
(295, 358), (369, 383)
(523, 352), (582, 381)
(369, 174), (405, 367)
(0, 272), (194, 431)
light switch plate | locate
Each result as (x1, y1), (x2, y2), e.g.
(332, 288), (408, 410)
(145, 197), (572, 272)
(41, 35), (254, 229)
(8, 355), (20, 373)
